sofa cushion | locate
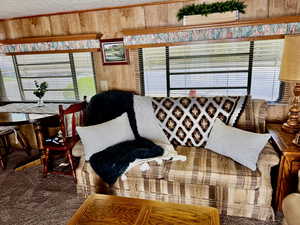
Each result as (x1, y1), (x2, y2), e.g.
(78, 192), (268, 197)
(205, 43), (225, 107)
(163, 146), (262, 190)
(72, 141), (84, 157)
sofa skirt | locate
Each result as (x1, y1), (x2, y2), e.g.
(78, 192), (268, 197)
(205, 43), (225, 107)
(76, 176), (275, 221)
(112, 188), (274, 221)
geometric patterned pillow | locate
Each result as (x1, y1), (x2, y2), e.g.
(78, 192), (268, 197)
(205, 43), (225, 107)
(152, 96), (246, 147)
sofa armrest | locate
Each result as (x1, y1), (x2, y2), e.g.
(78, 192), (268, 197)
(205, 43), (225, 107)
(254, 99), (268, 133)
(257, 142), (280, 170)
(72, 140), (85, 158)
(257, 143), (280, 188)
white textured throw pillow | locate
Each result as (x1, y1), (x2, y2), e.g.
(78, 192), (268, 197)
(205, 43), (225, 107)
(76, 113), (135, 160)
(134, 95), (170, 145)
(205, 119), (270, 171)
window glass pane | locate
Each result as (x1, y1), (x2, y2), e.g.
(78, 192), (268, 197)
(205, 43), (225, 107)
(169, 42), (250, 96)
(18, 64), (72, 77)
(170, 89), (247, 97)
(15, 53), (77, 101)
(0, 53), (96, 102)
(73, 52), (96, 100)
(170, 73), (248, 88)
(0, 55), (21, 100)
(21, 77), (74, 90)
(24, 90), (75, 101)
(169, 42), (249, 73)
(16, 54), (69, 64)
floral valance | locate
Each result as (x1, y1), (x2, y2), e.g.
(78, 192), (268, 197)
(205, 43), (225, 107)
(0, 34), (102, 54)
(124, 21), (300, 47)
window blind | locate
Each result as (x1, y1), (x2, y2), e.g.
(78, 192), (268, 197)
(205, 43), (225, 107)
(251, 39), (283, 101)
(141, 39), (285, 102)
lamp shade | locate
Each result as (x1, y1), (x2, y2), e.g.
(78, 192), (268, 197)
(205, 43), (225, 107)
(280, 35), (300, 82)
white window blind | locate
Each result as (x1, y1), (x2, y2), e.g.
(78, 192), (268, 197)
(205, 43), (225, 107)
(251, 39), (283, 101)
(141, 39), (284, 102)
(143, 47), (167, 96)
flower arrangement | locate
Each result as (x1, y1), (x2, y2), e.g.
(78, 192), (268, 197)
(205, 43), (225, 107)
(33, 80), (48, 105)
(176, 0), (247, 21)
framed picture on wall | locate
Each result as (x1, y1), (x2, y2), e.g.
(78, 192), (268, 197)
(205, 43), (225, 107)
(100, 38), (129, 65)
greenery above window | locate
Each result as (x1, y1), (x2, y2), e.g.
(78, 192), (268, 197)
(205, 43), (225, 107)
(176, 0), (247, 21)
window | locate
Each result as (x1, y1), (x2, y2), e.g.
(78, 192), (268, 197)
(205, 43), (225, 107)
(141, 39), (284, 102)
(0, 52), (96, 101)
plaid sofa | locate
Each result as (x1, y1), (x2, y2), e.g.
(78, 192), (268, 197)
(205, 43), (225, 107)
(73, 97), (280, 221)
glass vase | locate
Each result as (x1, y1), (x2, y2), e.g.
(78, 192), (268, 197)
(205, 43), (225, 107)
(37, 98), (44, 107)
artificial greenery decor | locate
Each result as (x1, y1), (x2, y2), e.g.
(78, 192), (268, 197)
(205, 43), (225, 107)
(33, 80), (48, 99)
(176, 0), (247, 21)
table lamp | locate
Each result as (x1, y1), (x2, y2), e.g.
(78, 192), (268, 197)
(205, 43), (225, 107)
(280, 35), (300, 133)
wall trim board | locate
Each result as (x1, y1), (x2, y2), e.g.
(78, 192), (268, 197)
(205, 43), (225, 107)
(0, 0), (194, 21)
(0, 33), (102, 44)
(125, 35), (285, 49)
(5, 48), (100, 55)
(122, 15), (300, 36)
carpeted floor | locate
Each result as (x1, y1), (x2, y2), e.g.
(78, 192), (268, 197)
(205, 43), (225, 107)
(0, 151), (283, 225)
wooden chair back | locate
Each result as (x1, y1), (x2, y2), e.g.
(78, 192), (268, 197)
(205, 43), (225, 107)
(59, 97), (87, 144)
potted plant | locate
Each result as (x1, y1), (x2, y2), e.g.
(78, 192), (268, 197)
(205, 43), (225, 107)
(177, 0), (247, 26)
(33, 80), (48, 106)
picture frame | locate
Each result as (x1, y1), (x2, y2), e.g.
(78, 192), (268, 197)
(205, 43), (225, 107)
(100, 38), (129, 65)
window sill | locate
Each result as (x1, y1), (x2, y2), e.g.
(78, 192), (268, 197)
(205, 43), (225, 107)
(0, 100), (82, 105)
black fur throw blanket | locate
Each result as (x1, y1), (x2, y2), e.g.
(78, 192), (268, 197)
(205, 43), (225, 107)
(90, 137), (163, 185)
(87, 90), (164, 185)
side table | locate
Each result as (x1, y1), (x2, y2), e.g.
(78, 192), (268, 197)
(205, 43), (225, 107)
(267, 123), (300, 212)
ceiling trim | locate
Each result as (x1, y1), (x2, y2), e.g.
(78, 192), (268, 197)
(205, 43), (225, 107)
(0, 0), (193, 22)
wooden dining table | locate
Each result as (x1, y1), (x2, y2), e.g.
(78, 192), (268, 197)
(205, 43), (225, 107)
(0, 103), (69, 170)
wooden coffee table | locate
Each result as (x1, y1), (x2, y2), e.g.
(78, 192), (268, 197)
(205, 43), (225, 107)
(68, 194), (220, 225)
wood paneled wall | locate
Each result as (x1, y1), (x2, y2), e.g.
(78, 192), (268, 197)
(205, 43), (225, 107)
(0, 0), (300, 92)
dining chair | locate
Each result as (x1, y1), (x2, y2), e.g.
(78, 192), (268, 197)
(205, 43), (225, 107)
(43, 98), (87, 182)
(0, 126), (31, 169)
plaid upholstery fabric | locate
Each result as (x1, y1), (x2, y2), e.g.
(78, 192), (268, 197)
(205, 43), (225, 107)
(75, 97), (279, 221)
(163, 146), (261, 190)
(112, 189), (275, 221)
(76, 143), (279, 221)
(236, 98), (267, 133)
(113, 178), (272, 206)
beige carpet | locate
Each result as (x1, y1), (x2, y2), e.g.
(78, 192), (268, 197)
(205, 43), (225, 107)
(0, 151), (282, 225)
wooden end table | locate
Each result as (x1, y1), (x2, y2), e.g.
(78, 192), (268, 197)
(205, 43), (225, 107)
(67, 194), (220, 225)
(267, 123), (300, 212)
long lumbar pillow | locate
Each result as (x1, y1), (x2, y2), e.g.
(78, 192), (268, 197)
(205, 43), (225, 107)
(76, 112), (135, 160)
(205, 118), (270, 171)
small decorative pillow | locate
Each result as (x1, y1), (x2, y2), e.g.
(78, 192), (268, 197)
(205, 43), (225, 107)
(205, 119), (270, 171)
(76, 113), (135, 160)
